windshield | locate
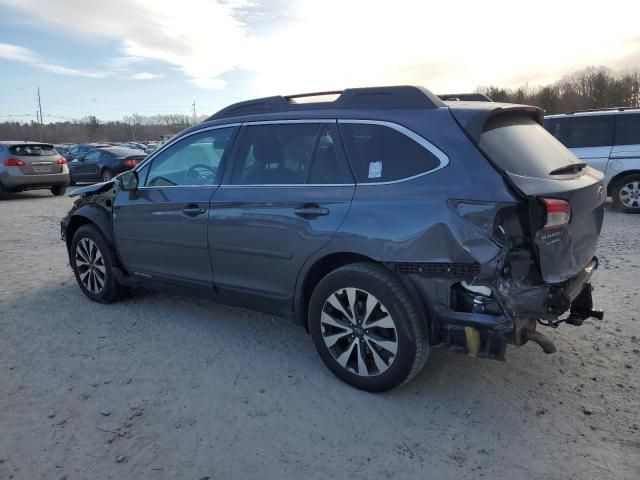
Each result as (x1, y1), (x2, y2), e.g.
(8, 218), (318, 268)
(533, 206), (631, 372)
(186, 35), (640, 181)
(479, 114), (584, 178)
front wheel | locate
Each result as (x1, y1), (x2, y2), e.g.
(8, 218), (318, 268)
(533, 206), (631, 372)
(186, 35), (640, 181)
(308, 263), (429, 392)
(70, 225), (128, 303)
(612, 173), (640, 213)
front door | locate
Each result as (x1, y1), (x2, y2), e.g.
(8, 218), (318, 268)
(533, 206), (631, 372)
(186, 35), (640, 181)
(210, 122), (354, 309)
(112, 126), (238, 287)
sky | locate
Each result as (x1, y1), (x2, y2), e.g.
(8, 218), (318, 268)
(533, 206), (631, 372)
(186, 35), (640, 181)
(0, 0), (639, 122)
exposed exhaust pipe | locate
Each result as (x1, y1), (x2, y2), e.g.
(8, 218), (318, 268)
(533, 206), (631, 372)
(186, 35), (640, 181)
(524, 330), (557, 354)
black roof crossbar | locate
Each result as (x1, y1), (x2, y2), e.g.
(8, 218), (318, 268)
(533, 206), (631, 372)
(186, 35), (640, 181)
(438, 93), (493, 102)
(207, 85), (445, 120)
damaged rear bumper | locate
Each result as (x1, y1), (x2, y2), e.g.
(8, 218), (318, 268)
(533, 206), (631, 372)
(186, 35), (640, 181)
(391, 257), (602, 361)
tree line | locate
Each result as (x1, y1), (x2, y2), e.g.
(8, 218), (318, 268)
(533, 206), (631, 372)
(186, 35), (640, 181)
(0, 113), (205, 144)
(0, 66), (638, 144)
(479, 66), (640, 114)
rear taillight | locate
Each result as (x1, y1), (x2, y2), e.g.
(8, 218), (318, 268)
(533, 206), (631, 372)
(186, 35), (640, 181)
(541, 198), (571, 229)
(3, 158), (25, 166)
(57, 156), (67, 165)
(123, 158), (139, 168)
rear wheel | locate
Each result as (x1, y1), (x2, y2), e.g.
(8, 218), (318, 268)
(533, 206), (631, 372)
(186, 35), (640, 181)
(308, 263), (429, 392)
(70, 225), (128, 303)
(0, 182), (9, 200)
(612, 173), (640, 213)
(101, 169), (113, 182)
(51, 185), (66, 196)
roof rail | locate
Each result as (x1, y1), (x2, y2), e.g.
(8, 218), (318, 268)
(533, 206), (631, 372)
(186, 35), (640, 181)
(566, 106), (640, 114)
(207, 85), (445, 120)
(438, 93), (493, 102)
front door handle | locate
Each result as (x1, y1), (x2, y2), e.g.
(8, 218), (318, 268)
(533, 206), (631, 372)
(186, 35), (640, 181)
(294, 204), (329, 218)
(182, 205), (206, 217)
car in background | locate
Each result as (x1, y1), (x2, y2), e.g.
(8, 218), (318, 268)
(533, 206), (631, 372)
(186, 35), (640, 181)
(125, 142), (147, 151)
(66, 143), (111, 162)
(144, 142), (160, 154)
(54, 144), (71, 157)
(68, 146), (146, 184)
(0, 141), (69, 199)
(544, 108), (640, 212)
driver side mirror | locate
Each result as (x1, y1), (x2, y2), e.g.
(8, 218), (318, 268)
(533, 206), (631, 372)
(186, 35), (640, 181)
(118, 170), (139, 191)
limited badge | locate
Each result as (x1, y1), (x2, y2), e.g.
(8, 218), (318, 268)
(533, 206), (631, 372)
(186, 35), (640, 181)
(368, 161), (382, 179)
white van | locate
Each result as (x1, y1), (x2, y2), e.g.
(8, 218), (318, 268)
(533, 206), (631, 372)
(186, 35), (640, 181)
(544, 108), (640, 213)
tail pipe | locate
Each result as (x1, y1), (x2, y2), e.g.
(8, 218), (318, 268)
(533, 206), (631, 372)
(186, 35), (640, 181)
(524, 329), (557, 354)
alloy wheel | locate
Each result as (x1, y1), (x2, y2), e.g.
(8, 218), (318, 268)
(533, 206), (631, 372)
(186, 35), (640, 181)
(321, 287), (398, 376)
(102, 170), (112, 182)
(619, 181), (640, 209)
(75, 238), (106, 294)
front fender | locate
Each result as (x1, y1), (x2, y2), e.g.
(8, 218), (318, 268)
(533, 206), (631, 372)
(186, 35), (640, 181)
(63, 203), (114, 252)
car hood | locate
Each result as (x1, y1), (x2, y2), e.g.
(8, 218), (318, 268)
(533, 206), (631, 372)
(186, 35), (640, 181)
(68, 179), (116, 197)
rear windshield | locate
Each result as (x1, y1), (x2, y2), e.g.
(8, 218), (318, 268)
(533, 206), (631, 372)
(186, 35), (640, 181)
(479, 114), (583, 178)
(9, 144), (56, 156)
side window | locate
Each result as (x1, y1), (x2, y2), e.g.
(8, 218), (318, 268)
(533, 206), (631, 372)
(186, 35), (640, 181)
(308, 126), (349, 184)
(339, 123), (441, 183)
(554, 116), (614, 148)
(145, 127), (236, 187)
(230, 123), (322, 185)
(84, 150), (100, 161)
(615, 114), (640, 146)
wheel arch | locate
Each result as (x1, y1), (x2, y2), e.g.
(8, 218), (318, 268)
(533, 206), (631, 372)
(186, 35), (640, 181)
(65, 205), (115, 255)
(607, 169), (640, 195)
(294, 251), (430, 334)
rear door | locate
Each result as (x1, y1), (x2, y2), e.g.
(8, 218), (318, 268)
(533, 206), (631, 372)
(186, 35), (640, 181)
(476, 113), (605, 284)
(112, 126), (237, 286)
(610, 113), (640, 181)
(210, 121), (354, 309)
(72, 149), (100, 182)
(544, 115), (614, 174)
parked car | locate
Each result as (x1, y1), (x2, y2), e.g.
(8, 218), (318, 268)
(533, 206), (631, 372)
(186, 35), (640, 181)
(544, 108), (640, 212)
(54, 144), (70, 157)
(0, 141), (69, 199)
(124, 142), (147, 151)
(68, 146), (146, 184)
(61, 86), (605, 391)
(66, 143), (111, 162)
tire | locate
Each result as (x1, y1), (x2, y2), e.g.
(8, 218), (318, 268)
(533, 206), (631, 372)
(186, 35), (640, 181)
(308, 262), (429, 392)
(0, 182), (9, 200)
(101, 169), (113, 182)
(51, 185), (67, 196)
(70, 224), (128, 303)
(612, 173), (640, 213)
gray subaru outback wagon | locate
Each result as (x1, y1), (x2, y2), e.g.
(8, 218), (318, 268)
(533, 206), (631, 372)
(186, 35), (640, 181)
(61, 86), (605, 391)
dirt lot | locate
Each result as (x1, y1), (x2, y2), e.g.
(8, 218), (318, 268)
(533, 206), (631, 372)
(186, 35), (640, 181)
(0, 190), (638, 480)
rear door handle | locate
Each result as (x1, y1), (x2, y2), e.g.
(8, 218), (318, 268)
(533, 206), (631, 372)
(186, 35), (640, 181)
(182, 205), (207, 217)
(294, 204), (329, 218)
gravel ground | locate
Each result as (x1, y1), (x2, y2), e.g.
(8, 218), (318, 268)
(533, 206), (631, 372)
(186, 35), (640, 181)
(0, 190), (638, 480)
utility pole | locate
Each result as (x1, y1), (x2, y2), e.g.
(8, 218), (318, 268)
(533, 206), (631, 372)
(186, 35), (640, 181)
(37, 86), (44, 141)
(192, 100), (197, 125)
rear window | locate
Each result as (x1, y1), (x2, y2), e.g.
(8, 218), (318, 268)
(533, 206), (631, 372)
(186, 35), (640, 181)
(9, 144), (56, 156)
(614, 113), (640, 146)
(107, 147), (145, 157)
(339, 123), (441, 183)
(480, 114), (583, 178)
(545, 115), (614, 148)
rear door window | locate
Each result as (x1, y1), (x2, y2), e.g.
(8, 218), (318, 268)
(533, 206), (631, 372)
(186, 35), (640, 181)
(338, 122), (441, 183)
(230, 123), (321, 185)
(614, 114), (640, 145)
(480, 114), (584, 179)
(546, 115), (614, 148)
(9, 144), (56, 156)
